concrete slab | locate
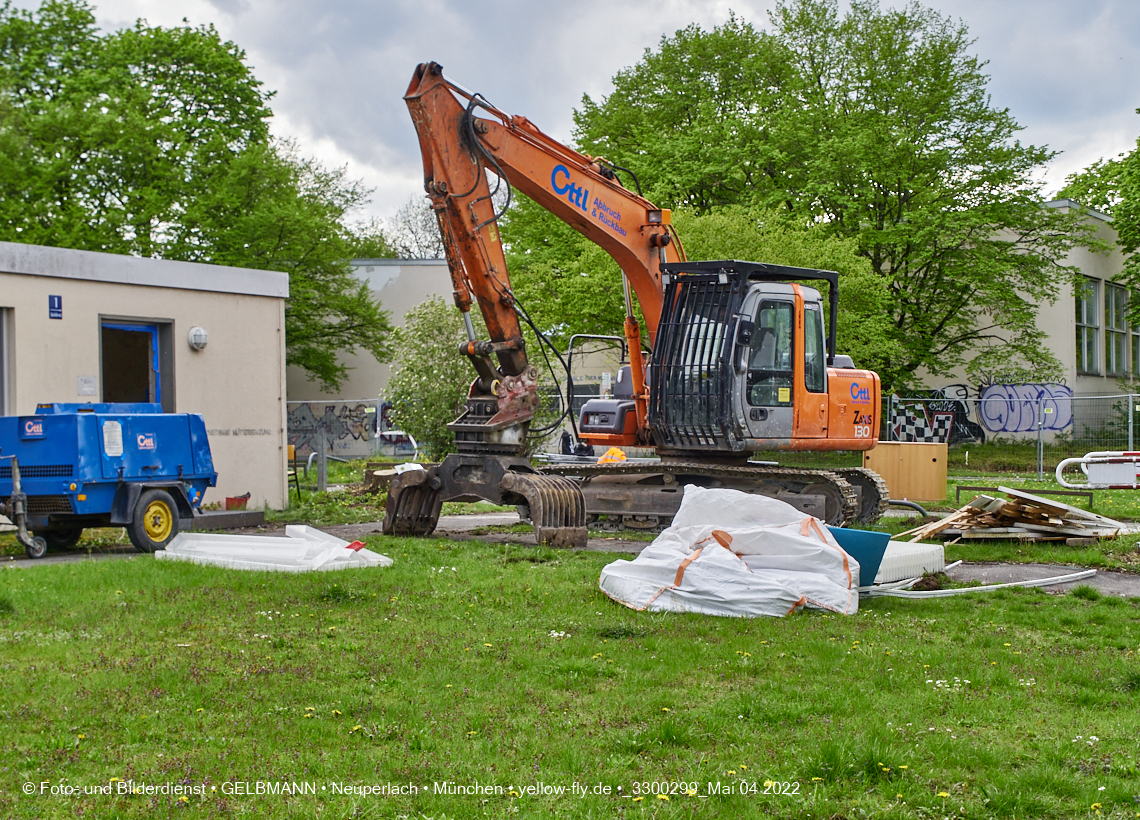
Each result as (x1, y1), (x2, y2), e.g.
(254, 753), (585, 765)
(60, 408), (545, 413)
(946, 561), (1140, 598)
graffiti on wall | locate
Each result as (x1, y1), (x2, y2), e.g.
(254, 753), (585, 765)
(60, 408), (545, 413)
(977, 383), (1072, 433)
(287, 402), (378, 458)
(889, 382), (1072, 443)
(890, 384), (988, 444)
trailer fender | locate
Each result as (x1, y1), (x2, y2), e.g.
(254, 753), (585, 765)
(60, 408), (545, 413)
(110, 482), (194, 524)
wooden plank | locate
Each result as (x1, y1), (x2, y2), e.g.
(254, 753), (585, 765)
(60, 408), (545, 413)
(1015, 522), (1109, 537)
(905, 507), (977, 542)
(998, 486), (1124, 527)
(958, 532), (1057, 541)
(959, 526), (1031, 534)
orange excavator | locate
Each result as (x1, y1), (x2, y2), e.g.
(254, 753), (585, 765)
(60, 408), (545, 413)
(385, 62), (886, 547)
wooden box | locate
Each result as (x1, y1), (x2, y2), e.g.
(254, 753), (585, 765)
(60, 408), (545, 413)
(862, 441), (947, 502)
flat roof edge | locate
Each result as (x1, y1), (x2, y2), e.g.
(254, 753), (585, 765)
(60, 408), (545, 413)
(0, 240), (289, 298)
(350, 258), (446, 266)
(1044, 198), (1113, 223)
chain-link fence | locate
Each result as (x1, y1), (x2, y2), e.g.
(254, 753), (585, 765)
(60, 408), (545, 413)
(884, 391), (1140, 478)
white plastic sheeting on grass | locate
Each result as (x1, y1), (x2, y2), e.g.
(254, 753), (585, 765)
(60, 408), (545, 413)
(599, 486), (858, 617)
(156, 525), (393, 572)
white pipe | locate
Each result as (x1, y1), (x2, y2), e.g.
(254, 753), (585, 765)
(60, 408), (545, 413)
(867, 569), (1096, 598)
(1056, 453), (1140, 489)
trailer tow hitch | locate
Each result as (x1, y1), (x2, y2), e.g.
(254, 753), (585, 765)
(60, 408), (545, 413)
(0, 456), (47, 559)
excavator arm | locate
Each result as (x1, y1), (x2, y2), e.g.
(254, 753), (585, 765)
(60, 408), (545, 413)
(403, 61), (682, 444)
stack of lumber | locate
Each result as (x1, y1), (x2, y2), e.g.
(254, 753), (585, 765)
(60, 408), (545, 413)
(898, 486), (1124, 545)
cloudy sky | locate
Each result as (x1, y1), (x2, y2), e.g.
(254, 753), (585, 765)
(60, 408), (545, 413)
(14, 0), (1140, 224)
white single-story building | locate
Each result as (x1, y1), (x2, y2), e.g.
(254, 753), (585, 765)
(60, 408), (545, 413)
(0, 240), (289, 508)
(286, 258), (453, 402)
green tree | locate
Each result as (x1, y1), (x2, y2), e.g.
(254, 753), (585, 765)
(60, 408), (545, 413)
(1058, 157), (1125, 215)
(1078, 127), (1140, 325)
(571, 0), (1094, 390)
(0, 0), (392, 389)
(386, 298), (480, 460)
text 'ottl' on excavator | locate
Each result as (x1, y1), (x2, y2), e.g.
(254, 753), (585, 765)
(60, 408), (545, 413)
(384, 62), (888, 547)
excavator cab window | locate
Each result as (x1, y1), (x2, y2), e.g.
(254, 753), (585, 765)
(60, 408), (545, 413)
(804, 304), (827, 393)
(747, 299), (794, 407)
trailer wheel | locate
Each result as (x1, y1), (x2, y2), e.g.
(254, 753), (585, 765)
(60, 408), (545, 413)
(128, 489), (181, 553)
(25, 536), (47, 560)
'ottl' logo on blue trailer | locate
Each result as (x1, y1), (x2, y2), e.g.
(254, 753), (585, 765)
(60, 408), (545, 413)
(20, 418), (45, 439)
(137, 433), (156, 450)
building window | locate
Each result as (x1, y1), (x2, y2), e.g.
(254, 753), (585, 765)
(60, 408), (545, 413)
(1075, 278), (1099, 374)
(1106, 283), (1128, 376)
(1133, 317), (1140, 377)
(803, 304), (827, 393)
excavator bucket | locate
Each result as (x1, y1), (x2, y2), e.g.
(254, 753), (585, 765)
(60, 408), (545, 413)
(383, 454), (587, 548)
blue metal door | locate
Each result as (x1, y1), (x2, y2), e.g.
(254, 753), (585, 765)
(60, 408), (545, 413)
(101, 322), (160, 405)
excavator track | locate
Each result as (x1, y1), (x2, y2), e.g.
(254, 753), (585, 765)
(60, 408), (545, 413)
(833, 467), (890, 524)
(539, 461), (861, 532)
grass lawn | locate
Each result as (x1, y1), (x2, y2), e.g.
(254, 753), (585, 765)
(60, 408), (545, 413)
(2, 534), (1139, 819)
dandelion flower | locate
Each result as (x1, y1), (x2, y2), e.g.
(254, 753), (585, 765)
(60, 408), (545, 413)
(812, 777), (822, 782)
(657, 794), (669, 801)
(937, 791), (950, 798)
(633, 797), (643, 802)
(332, 710), (341, 716)
(196, 708), (204, 713)
(484, 643), (492, 647)
(662, 707), (670, 712)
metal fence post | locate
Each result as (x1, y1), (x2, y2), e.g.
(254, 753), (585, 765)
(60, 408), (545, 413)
(1130, 394), (1135, 452)
(1036, 397), (1044, 480)
(887, 395), (894, 441)
(373, 398), (383, 456)
(317, 428), (328, 493)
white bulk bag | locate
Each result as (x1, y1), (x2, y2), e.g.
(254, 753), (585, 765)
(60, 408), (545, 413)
(599, 485), (858, 617)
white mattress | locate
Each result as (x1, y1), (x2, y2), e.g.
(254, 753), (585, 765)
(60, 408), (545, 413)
(875, 541), (945, 584)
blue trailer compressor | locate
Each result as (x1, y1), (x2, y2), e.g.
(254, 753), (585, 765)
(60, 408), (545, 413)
(0, 403), (217, 559)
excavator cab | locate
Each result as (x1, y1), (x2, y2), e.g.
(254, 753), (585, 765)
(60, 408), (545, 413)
(648, 261), (880, 458)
